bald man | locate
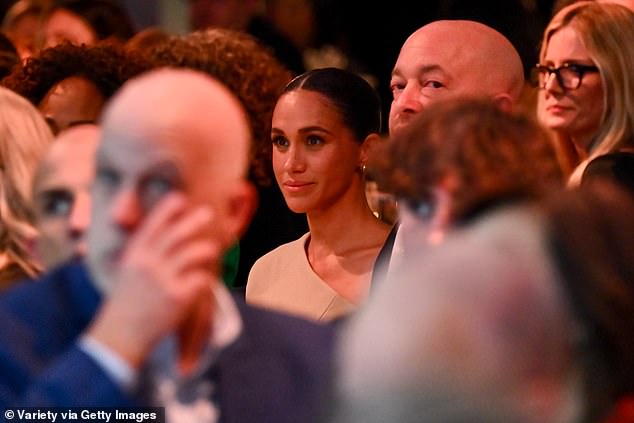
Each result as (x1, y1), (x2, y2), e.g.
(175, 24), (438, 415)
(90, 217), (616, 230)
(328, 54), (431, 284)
(388, 20), (524, 135)
(0, 69), (333, 422)
(32, 124), (99, 270)
(373, 21), (525, 285)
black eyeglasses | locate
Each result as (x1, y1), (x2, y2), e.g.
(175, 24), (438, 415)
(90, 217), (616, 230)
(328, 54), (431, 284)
(530, 63), (599, 90)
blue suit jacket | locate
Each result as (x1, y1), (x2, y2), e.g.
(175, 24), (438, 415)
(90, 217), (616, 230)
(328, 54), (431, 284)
(0, 262), (334, 423)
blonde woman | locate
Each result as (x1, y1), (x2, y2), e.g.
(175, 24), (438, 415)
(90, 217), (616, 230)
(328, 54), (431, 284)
(0, 87), (53, 289)
(534, 2), (634, 184)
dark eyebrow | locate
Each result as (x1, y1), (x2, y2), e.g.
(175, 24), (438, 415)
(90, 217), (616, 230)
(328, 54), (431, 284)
(271, 126), (333, 135)
(298, 126), (333, 135)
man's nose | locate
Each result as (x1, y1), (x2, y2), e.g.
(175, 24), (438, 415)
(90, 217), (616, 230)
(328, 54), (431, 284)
(110, 188), (143, 232)
(68, 192), (92, 238)
(394, 83), (423, 114)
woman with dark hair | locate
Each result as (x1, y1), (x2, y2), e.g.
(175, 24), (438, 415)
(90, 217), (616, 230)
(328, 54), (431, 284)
(246, 67), (391, 321)
(147, 28), (305, 288)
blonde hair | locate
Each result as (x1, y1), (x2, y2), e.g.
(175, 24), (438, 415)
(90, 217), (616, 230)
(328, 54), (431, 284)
(0, 87), (53, 282)
(539, 2), (634, 184)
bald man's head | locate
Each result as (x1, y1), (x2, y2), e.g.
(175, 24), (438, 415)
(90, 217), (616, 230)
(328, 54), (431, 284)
(100, 68), (251, 186)
(389, 20), (524, 135)
(87, 69), (256, 288)
(598, 0), (634, 11)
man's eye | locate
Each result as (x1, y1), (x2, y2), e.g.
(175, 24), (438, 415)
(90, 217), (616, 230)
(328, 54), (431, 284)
(423, 80), (444, 89)
(145, 178), (174, 199)
(138, 177), (177, 213)
(40, 192), (73, 217)
(390, 81), (405, 95)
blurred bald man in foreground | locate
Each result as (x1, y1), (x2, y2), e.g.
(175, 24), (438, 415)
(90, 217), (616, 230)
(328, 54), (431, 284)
(0, 69), (333, 423)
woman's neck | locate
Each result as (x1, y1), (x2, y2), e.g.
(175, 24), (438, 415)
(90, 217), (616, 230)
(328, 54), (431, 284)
(569, 130), (597, 161)
(306, 181), (387, 254)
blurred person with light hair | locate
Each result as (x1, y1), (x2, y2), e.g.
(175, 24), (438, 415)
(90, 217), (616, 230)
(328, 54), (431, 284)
(0, 86), (53, 288)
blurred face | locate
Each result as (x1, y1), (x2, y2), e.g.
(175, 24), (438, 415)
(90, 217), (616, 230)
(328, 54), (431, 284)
(44, 8), (96, 48)
(188, 0), (252, 30)
(538, 26), (604, 153)
(389, 29), (484, 135)
(33, 126), (99, 269)
(86, 118), (225, 286)
(271, 90), (364, 214)
(6, 13), (42, 60)
(39, 76), (106, 136)
(268, 0), (315, 49)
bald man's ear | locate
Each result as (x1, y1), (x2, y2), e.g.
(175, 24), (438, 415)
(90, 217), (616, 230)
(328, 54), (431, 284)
(492, 93), (515, 112)
(222, 181), (257, 245)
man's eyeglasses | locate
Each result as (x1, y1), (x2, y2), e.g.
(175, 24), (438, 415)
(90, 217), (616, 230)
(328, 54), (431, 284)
(530, 63), (599, 90)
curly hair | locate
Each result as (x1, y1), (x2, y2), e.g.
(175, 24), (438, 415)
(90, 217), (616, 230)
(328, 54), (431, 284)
(0, 87), (53, 288)
(371, 98), (564, 221)
(147, 28), (293, 186)
(1, 41), (153, 107)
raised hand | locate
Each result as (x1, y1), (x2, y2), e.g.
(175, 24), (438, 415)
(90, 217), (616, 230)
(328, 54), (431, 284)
(87, 193), (220, 369)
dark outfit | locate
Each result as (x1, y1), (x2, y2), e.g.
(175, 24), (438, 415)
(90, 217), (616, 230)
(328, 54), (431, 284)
(370, 223), (398, 288)
(583, 151), (634, 195)
(0, 261), (334, 423)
